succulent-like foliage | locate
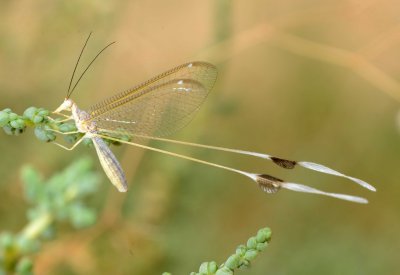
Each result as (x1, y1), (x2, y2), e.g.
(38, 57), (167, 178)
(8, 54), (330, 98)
(0, 158), (100, 274)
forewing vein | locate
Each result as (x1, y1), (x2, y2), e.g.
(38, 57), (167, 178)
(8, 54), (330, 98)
(91, 79), (210, 137)
(89, 61), (217, 120)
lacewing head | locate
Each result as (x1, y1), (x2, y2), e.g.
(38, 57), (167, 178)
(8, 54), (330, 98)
(54, 98), (74, 113)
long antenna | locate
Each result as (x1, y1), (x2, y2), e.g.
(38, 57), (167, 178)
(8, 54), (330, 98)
(68, 41), (116, 98)
(67, 32), (92, 98)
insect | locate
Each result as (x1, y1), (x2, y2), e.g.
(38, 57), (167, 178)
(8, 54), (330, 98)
(52, 33), (375, 203)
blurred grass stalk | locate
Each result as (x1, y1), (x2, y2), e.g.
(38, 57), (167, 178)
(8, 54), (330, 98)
(205, 6), (400, 104)
(213, 0), (232, 74)
(214, 0), (232, 43)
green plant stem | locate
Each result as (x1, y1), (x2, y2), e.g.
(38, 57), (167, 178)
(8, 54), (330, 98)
(163, 227), (272, 275)
(20, 213), (53, 240)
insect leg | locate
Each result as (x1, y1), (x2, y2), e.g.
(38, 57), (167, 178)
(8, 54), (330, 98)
(52, 135), (85, 151)
(47, 115), (73, 123)
(47, 128), (81, 135)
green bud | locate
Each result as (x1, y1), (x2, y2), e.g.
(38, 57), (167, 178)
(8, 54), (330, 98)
(244, 249), (258, 261)
(256, 228), (272, 243)
(215, 266), (233, 275)
(208, 261), (217, 273)
(3, 124), (25, 135)
(32, 115), (44, 124)
(37, 108), (49, 116)
(9, 112), (18, 120)
(0, 111), (9, 127)
(225, 254), (240, 270)
(45, 130), (56, 142)
(10, 118), (26, 129)
(34, 126), (56, 142)
(2, 125), (13, 135)
(199, 262), (208, 273)
(2, 108), (11, 113)
(9, 119), (19, 128)
(23, 107), (50, 126)
(59, 123), (76, 132)
(235, 245), (246, 256)
(256, 242), (267, 251)
(23, 107), (38, 120)
(246, 237), (257, 249)
(199, 261), (217, 274)
(238, 259), (250, 268)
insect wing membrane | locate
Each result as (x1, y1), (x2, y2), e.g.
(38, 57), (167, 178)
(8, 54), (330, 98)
(88, 62), (217, 138)
(93, 79), (207, 137)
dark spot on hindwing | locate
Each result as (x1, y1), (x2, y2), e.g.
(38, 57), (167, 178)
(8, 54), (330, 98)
(256, 174), (283, 194)
(271, 157), (297, 169)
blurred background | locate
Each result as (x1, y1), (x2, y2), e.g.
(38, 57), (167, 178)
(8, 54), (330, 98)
(0, 0), (399, 274)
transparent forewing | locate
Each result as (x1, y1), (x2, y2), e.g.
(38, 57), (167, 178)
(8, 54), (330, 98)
(89, 62), (216, 117)
(88, 62), (217, 137)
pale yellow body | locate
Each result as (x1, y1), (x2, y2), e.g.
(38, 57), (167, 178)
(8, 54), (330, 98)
(55, 98), (128, 192)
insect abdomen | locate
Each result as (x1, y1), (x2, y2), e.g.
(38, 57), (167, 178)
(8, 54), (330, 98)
(92, 136), (128, 192)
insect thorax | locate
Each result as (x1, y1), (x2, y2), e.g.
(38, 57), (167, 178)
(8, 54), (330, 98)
(72, 104), (97, 133)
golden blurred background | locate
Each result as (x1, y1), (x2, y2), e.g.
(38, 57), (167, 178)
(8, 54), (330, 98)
(1, 0), (399, 274)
